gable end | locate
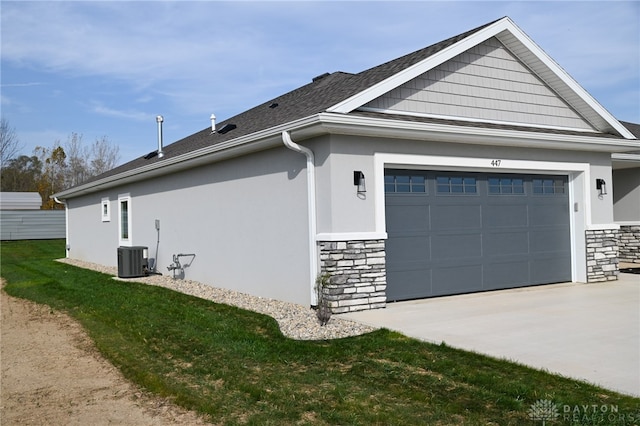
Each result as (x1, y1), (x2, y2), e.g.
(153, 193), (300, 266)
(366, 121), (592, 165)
(362, 37), (595, 132)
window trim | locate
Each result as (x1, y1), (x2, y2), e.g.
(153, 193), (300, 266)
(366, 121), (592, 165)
(487, 176), (526, 195)
(532, 178), (567, 196)
(436, 175), (478, 195)
(101, 197), (111, 222)
(118, 193), (132, 246)
(384, 172), (427, 193)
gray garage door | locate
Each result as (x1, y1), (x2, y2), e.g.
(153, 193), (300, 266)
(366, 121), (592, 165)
(385, 170), (571, 301)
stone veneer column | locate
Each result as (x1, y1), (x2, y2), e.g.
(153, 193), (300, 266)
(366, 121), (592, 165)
(318, 240), (386, 313)
(618, 225), (640, 264)
(585, 229), (619, 282)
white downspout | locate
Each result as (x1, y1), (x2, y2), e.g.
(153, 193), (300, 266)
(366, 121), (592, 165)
(53, 197), (69, 258)
(282, 131), (318, 306)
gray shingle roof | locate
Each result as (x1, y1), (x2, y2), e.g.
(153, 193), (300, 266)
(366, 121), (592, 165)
(621, 121), (640, 139)
(79, 19), (499, 186)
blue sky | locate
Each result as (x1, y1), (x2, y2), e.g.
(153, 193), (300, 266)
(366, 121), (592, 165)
(2, 1), (639, 164)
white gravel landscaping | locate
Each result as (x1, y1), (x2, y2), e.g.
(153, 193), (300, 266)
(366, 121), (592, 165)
(57, 258), (378, 340)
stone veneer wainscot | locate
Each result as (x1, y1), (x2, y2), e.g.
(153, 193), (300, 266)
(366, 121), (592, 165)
(618, 225), (640, 264)
(318, 240), (387, 313)
(586, 229), (619, 282)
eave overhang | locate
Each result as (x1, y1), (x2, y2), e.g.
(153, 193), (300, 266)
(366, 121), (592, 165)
(53, 112), (638, 200)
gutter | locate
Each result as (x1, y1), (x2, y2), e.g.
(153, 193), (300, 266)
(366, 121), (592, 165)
(52, 115), (326, 199)
(282, 130), (319, 306)
(53, 111), (639, 200)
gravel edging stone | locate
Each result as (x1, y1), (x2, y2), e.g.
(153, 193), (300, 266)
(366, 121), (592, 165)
(57, 258), (378, 340)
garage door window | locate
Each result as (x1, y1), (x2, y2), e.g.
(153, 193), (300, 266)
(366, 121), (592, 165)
(488, 177), (525, 194)
(533, 178), (565, 195)
(385, 174), (426, 193)
(436, 176), (477, 194)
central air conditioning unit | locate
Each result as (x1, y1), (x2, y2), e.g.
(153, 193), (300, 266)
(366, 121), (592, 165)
(117, 246), (149, 278)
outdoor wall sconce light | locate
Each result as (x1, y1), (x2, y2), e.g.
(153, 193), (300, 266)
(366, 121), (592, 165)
(596, 178), (607, 196)
(354, 171), (366, 194)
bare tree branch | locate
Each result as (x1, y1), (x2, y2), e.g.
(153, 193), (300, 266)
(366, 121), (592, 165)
(0, 117), (24, 167)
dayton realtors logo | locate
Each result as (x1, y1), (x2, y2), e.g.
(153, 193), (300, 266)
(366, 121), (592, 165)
(528, 399), (560, 425)
(528, 400), (638, 424)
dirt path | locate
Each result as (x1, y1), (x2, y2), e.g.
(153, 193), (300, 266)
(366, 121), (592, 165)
(0, 286), (210, 425)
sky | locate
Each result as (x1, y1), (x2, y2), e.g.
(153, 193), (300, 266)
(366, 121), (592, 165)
(2, 1), (639, 164)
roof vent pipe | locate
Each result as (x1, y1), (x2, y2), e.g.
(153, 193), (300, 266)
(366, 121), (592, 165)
(156, 115), (164, 158)
(210, 114), (216, 133)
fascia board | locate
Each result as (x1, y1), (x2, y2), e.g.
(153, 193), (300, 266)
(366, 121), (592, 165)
(316, 113), (640, 153)
(612, 152), (640, 162)
(53, 115), (324, 199)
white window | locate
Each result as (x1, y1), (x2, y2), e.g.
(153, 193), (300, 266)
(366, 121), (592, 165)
(101, 197), (111, 222)
(118, 193), (132, 246)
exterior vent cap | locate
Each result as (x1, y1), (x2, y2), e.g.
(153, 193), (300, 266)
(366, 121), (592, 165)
(217, 123), (237, 134)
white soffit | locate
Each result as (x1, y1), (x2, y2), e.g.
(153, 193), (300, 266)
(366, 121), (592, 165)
(327, 17), (636, 140)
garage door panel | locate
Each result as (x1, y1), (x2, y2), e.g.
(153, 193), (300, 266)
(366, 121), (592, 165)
(484, 204), (529, 228)
(386, 235), (430, 263)
(432, 264), (483, 295)
(386, 269), (432, 301)
(531, 255), (572, 283)
(386, 203), (430, 233)
(485, 230), (529, 255)
(530, 203), (569, 227)
(530, 229), (571, 253)
(484, 260), (531, 288)
(431, 204), (482, 229)
(385, 170), (571, 301)
(431, 233), (482, 260)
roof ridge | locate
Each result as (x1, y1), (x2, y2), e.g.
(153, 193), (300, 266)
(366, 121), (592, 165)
(356, 17), (504, 78)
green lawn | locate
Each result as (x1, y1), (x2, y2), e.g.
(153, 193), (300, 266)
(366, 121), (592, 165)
(2, 239), (639, 425)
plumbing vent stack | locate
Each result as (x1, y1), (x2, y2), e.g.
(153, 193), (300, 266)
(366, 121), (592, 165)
(156, 115), (164, 158)
(210, 114), (216, 133)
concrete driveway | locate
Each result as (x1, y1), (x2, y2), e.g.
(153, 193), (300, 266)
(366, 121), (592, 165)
(341, 272), (640, 397)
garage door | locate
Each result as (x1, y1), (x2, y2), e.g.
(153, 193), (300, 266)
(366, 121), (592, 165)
(385, 170), (571, 301)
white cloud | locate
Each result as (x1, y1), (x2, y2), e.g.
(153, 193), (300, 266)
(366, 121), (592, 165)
(1, 0), (638, 157)
(91, 102), (154, 122)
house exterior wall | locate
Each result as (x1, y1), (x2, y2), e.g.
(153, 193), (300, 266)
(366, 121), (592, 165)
(364, 38), (593, 131)
(310, 133), (616, 309)
(316, 134), (614, 235)
(613, 167), (640, 223)
(619, 226), (640, 264)
(66, 146), (312, 306)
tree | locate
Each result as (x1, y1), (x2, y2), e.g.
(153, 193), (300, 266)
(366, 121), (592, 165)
(0, 118), (23, 167)
(64, 133), (90, 188)
(61, 133), (120, 187)
(88, 135), (120, 176)
(0, 128), (120, 208)
(35, 144), (67, 209)
(0, 155), (42, 192)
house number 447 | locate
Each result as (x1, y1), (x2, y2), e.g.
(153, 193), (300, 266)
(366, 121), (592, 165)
(491, 160), (502, 167)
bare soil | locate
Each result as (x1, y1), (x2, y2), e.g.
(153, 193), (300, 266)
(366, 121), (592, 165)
(0, 285), (211, 425)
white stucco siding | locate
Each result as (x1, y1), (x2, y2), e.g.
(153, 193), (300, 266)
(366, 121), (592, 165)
(364, 38), (593, 131)
(319, 134), (612, 235)
(67, 194), (120, 263)
(66, 146), (312, 306)
(314, 136), (378, 238)
(613, 167), (640, 222)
